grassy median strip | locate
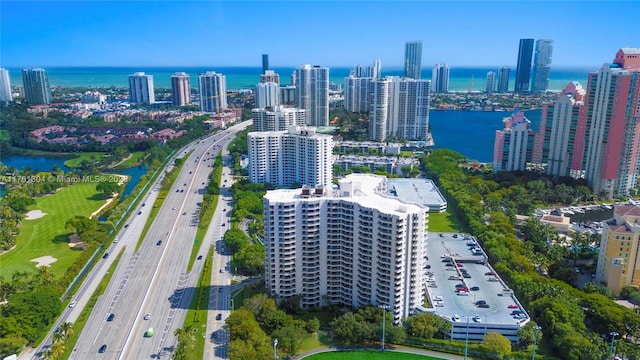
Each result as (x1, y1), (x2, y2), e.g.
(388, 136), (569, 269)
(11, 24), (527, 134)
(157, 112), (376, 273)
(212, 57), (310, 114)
(135, 157), (187, 251)
(186, 153), (222, 272)
(181, 245), (213, 360)
(61, 248), (125, 359)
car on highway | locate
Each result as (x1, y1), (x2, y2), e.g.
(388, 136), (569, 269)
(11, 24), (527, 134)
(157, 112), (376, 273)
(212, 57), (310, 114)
(69, 300), (77, 308)
(470, 286), (480, 291)
(102, 253), (109, 259)
(197, 255), (202, 260)
(172, 206), (176, 210)
(138, 211), (142, 215)
(99, 344), (107, 353)
(220, 268), (224, 273)
(124, 224), (129, 228)
(144, 313), (151, 320)
(107, 313), (115, 321)
(156, 240), (162, 246)
(216, 313), (222, 320)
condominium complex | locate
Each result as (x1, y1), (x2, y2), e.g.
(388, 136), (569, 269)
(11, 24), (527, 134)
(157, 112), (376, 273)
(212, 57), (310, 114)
(539, 82), (585, 178)
(260, 70), (280, 85)
(254, 82), (280, 108)
(497, 66), (510, 92)
(344, 76), (372, 113)
(248, 126), (332, 188)
(295, 64), (329, 127)
(369, 77), (431, 141)
(404, 41), (423, 79)
(514, 39), (534, 93)
(581, 48), (640, 198)
(485, 71), (496, 93)
(596, 205), (640, 294)
(171, 72), (191, 107)
(252, 106), (305, 132)
(492, 109), (536, 172)
(198, 71), (227, 113)
(531, 39), (554, 92)
(128, 72), (155, 104)
(22, 68), (51, 105)
(0, 68), (12, 103)
(263, 174), (428, 322)
(431, 64), (449, 93)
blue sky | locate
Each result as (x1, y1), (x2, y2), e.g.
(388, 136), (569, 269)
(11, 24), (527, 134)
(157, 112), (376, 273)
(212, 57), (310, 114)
(1, 1), (638, 68)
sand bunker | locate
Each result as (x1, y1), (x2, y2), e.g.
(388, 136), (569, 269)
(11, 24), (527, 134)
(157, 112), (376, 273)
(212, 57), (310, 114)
(30, 255), (57, 268)
(25, 210), (47, 220)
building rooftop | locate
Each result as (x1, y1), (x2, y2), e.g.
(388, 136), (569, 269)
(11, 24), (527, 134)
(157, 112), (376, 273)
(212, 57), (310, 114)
(386, 178), (447, 212)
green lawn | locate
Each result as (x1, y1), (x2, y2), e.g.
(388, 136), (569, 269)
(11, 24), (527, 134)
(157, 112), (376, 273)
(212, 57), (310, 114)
(303, 350), (441, 360)
(64, 152), (107, 168)
(114, 151), (147, 169)
(0, 182), (107, 278)
(428, 210), (465, 233)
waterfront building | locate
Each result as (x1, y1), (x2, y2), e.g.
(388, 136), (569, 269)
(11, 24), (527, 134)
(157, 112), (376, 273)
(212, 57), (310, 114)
(485, 71), (496, 93)
(369, 77), (431, 142)
(22, 68), (51, 105)
(252, 106), (305, 132)
(344, 76), (372, 113)
(248, 126), (332, 188)
(198, 71), (227, 113)
(497, 66), (510, 92)
(596, 205), (640, 294)
(254, 82), (280, 108)
(171, 72), (191, 107)
(404, 41), (423, 79)
(514, 39), (534, 93)
(531, 39), (554, 92)
(263, 173), (428, 322)
(580, 48), (640, 198)
(295, 64), (329, 127)
(537, 82), (585, 178)
(431, 64), (450, 93)
(128, 72), (155, 104)
(0, 68), (12, 103)
(260, 70), (280, 85)
(492, 109), (536, 172)
(262, 54), (269, 74)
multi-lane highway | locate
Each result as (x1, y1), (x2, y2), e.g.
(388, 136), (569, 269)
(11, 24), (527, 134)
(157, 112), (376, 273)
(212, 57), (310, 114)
(24, 120), (250, 360)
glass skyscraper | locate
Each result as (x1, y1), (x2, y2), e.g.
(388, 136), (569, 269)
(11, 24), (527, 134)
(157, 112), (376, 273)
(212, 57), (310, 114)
(404, 41), (423, 79)
(531, 39), (554, 93)
(514, 39), (534, 93)
(22, 68), (51, 104)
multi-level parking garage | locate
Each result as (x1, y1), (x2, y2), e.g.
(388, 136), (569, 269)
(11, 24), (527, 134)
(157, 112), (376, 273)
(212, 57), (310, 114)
(417, 232), (529, 342)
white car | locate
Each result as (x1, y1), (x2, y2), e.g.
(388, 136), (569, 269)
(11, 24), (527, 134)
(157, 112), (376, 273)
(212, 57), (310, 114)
(144, 313), (151, 320)
(452, 314), (460, 321)
(69, 300), (77, 308)
(433, 296), (443, 301)
(435, 301), (444, 307)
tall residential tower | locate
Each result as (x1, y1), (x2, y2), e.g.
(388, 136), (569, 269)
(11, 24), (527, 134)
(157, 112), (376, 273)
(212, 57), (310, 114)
(295, 65), (329, 127)
(497, 66), (510, 92)
(0, 68), (12, 103)
(404, 41), (423, 79)
(431, 64), (450, 93)
(514, 39), (534, 93)
(198, 71), (227, 113)
(171, 72), (191, 107)
(531, 39), (554, 92)
(128, 72), (155, 104)
(22, 68), (51, 105)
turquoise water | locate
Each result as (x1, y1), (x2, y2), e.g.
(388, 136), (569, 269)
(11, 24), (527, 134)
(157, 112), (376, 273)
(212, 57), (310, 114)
(0, 155), (146, 200)
(6, 66), (590, 92)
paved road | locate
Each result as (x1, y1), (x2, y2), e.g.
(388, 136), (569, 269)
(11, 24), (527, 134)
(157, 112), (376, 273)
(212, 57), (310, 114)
(22, 121), (250, 360)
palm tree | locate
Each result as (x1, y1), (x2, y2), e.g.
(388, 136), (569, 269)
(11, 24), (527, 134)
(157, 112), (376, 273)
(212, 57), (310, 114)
(52, 331), (64, 344)
(37, 265), (54, 285)
(43, 349), (54, 360)
(60, 322), (73, 346)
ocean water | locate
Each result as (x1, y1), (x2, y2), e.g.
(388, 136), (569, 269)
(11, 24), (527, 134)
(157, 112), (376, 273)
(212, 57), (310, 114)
(6, 66), (590, 92)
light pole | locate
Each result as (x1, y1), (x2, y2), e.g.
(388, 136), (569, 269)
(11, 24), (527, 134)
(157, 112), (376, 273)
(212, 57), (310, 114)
(608, 331), (619, 360)
(531, 325), (542, 360)
(379, 305), (389, 352)
(464, 316), (470, 360)
(273, 338), (278, 360)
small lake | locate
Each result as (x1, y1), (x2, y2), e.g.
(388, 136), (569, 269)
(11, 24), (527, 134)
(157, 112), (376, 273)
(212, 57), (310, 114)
(0, 155), (147, 201)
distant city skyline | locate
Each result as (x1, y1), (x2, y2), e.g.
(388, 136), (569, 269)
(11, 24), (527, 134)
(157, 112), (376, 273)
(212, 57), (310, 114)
(1, 1), (637, 68)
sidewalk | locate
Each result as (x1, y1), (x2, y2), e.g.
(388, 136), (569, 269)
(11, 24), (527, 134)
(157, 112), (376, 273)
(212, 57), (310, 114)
(295, 346), (469, 359)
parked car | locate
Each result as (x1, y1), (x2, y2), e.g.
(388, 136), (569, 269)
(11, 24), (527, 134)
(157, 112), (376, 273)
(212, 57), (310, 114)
(216, 313), (222, 321)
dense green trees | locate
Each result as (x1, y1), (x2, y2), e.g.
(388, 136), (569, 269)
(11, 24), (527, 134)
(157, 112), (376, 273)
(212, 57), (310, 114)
(421, 149), (640, 359)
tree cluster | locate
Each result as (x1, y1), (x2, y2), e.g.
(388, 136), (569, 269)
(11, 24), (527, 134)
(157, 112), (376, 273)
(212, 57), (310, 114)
(421, 149), (640, 360)
(226, 294), (320, 358)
